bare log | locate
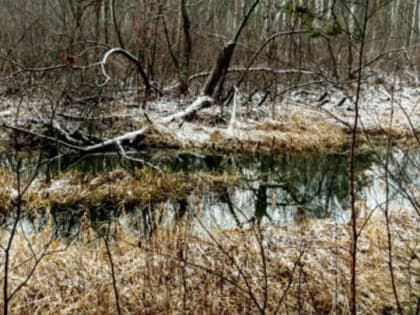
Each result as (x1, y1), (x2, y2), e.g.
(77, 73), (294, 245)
(83, 127), (149, 152)
(3, 96), (213, 154)
(79, 96), (212, 152)
(161, 96), (214, 124)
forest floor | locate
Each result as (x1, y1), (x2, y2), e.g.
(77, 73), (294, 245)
(0, 78), (419, 156)
(149, 81), (419, 153)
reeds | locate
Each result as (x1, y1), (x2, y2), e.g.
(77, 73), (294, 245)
(1, 206), (417, 314)
(0, 167), (240, 219)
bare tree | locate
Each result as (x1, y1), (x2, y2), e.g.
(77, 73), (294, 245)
(348, 1), (370, 314)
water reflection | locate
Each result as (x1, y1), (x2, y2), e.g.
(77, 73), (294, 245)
(193, 152), (374, 229)
(12, 147), (419, 236)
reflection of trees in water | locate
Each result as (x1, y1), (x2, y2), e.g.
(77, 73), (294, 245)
(386, 149), (419, 213)
(44, 202), (163, 239)
(221, 153), (374, 224)
(26, 203), (127, 239)
(219, 186), (242, 226)
(22, 151), (377, 235)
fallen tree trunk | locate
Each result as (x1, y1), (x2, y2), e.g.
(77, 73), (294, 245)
(75, 96), (213, 152)
(4, 96), (214, 154)
(161, 96), (213, 124)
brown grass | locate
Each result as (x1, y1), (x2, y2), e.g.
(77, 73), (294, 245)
(202, 115), (346, 156)
(0, 207), (418, 314)
(0, 167), (240, 218)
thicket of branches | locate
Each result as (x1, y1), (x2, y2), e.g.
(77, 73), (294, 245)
(0, 0), (419, 98)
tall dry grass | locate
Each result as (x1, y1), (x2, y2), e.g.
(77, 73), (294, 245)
(0, 206), (418, 314)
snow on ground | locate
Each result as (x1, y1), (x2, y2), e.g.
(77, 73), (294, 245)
(282, 82), (419, 132)
(0, 78), (418, 153)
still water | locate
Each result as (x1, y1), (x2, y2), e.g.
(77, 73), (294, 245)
(21, 147), (418, 237)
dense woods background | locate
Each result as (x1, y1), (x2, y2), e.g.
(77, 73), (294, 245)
(1, 0), (419, 98)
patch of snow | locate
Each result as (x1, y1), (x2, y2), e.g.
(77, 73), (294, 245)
(46, 179), (72, 193)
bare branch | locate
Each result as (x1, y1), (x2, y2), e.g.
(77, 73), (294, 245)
(98, 47), (151, 92)
(190, 67), (314, 81)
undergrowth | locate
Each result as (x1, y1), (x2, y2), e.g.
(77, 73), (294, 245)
(0, 207), (418, 314)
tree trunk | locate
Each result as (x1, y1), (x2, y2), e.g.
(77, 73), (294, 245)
(178, 0), (192, 94)
(202, 0), (260, 97)
(104, 0), (112, 45)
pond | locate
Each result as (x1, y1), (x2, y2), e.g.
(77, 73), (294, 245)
(17, 146), (418, 238)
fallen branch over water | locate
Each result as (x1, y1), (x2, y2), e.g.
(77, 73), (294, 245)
(3, 96), (214, 154)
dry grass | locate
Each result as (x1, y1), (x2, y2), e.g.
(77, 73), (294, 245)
(0, 167), (240, 218)
(185, 114), (346, 156)
(184, 102), (419, 155)
(0, 207), (418, 314)
(251, 114), (346, 153)
(0, 168), (14, 217)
